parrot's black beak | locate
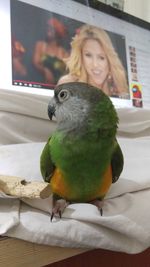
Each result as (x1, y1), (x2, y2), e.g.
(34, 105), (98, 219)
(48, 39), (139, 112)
(48, 103), (56, 120)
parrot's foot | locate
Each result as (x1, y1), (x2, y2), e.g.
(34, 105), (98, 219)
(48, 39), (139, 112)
(51, 199), (69, 222)
(90, 200), (104, 216)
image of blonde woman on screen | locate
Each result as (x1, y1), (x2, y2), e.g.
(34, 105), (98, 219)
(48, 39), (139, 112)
(58, 24), (129, 98)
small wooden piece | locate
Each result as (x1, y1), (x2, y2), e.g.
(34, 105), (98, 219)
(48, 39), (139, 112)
(0, 175), (51, 199)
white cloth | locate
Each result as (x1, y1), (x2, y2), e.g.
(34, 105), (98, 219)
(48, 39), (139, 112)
(0, 89), (56, 144)
(0, 136), (150, 254)
(0, 198), (19, 235)
(1, 87), (150, 144)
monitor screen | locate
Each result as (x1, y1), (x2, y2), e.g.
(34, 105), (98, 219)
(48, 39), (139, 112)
(0, 0), (150, 107)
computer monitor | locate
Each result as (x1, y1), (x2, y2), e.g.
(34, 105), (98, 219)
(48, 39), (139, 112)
(0, 0), (149, 107)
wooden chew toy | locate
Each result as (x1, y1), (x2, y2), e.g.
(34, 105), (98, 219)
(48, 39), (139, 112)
(0, 175), (51, 199)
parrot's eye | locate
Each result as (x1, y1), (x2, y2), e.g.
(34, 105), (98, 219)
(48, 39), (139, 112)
(58, 90), (69, 102)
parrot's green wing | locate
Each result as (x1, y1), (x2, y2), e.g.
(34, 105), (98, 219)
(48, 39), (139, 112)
(40, 137), (55, 183)
(111, 140), (124, 183)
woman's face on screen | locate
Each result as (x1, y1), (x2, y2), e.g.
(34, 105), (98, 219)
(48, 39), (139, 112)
(82, 39), (110, 87)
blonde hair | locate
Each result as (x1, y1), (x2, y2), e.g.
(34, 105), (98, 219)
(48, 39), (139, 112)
(66, 24), (129, 97)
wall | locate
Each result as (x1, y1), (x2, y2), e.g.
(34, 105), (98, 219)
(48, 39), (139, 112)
(98, 0), (150, 22)
(124, 0), (150, 22)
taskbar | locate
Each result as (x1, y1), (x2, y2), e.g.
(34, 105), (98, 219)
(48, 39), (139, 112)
(13, 80), (55, 90)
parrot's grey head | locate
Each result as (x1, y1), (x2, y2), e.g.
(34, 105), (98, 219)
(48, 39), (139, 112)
(48, 82), (118, 133)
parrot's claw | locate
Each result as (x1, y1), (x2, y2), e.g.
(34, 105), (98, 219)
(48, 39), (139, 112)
(100, 208), (103, 216)
(90, 200), (104, 216)
(50, 212), (54, 222)
(50, 210), (62, 222)
(50, 199), (69, 222)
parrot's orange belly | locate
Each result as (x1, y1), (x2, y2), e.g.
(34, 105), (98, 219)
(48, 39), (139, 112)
(50, 168), (69, 199)
(95, 165), (112, 199)
(50, 165), (112, 202)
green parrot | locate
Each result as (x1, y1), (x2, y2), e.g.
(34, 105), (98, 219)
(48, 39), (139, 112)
(40, 82), (123, 220)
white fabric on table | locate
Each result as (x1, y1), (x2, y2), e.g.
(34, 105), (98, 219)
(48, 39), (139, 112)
(0, 85), (150, 144)
(0, 89), (56, 145)
(0, 198), (19, 235)
(0, 136), (150, 254)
